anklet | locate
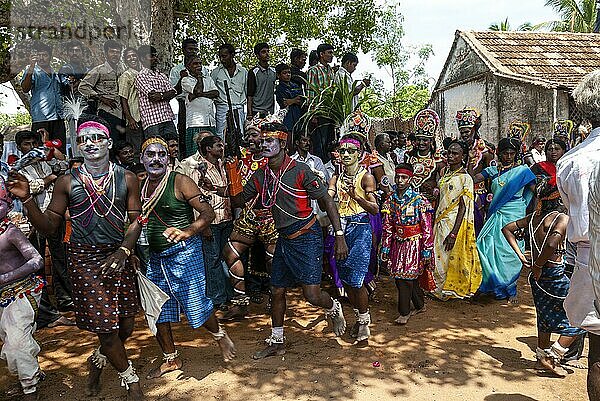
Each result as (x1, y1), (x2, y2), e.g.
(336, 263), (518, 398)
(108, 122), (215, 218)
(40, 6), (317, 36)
(90, 347), (108, 369)
(163, 350), (179, 363)
(117, 360), (139, 390)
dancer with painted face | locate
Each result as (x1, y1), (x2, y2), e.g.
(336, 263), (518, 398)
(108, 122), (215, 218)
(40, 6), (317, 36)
(405, 109), (445, 209)
(327, 134), (378, 345)
(7, 116), (144, 400)
(222, 120), (275, 321)
(0, 176), (45, 401)
(139, 137), (236, 379)
(456, 108), (494, 235)
(233, 115), (349, 359)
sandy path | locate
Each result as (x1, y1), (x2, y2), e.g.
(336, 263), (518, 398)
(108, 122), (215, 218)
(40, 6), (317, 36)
(0, 273), (587, 401)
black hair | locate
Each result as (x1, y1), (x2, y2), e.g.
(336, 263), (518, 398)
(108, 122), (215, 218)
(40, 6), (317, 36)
(395, 163), (413, 174)
(294, 132), (310, 144)
(275, 63), (290, 75)
(290, 48), (307, 63)
(103, 39), (122, 54)
(316, 43), (334, 57)
(219, 43), (235, 55)
(442, 137), (453, 151)
(341, 52), (358, 65)
(545, 138), (567, 153)
(199, 135), (222, 156)
(182, 38), (198, 48)
(448, 139), (470, 166)
(113, 140), (133, 153)
(497, 137), (521, 156)
(374, 132), (390, 149)
(15, 130), (40, 147)
(33, 41), (52, 55)
(137, 45), (156, 58)
(254, 42), (269, 55)
(123, 47), (137, 57)
(308, 50), (319, 66)
(65, 39), (84, 52)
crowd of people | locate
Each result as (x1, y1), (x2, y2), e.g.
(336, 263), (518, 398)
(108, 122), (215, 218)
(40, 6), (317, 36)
(1, 36), (600, 401)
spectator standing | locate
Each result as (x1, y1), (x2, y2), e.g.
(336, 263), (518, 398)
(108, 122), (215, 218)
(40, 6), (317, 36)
(197, 135), (235, 308)
(58, 39), (89, 100)
(79, 40), (125, 140)
(182, 56), (218, 157)
(211, 43), (248, 138)
(111, 140), (135, 170)
(335, 52), (370, 111)
(118, 47), (143, 155)
(20, 42), (66, 152)
(247, 43), (276, 118)
(135, 45), (177, 139)
(306, 43), (335, 162)
(275, 63), (303, 140)
(289, 48), (308, 90)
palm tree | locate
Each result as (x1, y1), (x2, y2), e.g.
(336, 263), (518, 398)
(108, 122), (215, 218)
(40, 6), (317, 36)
(489, 18), (534, 31)
(538, 0), (598, 32)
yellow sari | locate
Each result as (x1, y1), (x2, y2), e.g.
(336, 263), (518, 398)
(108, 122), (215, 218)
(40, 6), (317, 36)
(433, 172), (482, 299)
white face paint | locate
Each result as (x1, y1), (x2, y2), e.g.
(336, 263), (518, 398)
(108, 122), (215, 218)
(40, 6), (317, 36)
(260, 137), (282, 158)
(339, 144), (360, 167)
(141, 143), (169, 178)
(76, 127), (112, 162)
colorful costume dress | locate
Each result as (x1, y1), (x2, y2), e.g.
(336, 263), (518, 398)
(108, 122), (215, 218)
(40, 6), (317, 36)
(476, 165), (536, 299)
(433, 171), (482, 299)
(145, 172), (214, 329)
(404, 151), (444, 208)
(470, 138), (491, 235)
(380, 188), (434, 282)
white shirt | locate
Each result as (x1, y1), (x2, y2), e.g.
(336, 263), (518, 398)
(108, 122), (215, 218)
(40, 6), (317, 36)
(589, 163), (600, 285)
(210, 63), (248, 106)
(557, 127), (600, 244)
(21, 161), (54, 212)
(531, 148), (546, 163)
(291, 151), (329, 183)
(181, 68), (217, 128)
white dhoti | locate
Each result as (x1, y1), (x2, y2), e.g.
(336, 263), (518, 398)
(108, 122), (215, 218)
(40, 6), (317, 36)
(0, 281), (43, 394)
(564, 244), (600, 334)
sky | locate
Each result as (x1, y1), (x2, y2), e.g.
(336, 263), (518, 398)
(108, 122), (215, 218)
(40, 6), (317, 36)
(0, 0), (560, 115)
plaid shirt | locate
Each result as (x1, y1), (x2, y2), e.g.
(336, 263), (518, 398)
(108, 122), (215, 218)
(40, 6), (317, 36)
(135, 67), (175, 129)
(306, 62), (333, 102)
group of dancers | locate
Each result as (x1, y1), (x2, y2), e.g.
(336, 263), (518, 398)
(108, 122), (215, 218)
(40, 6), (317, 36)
(0, 86), (596, 399)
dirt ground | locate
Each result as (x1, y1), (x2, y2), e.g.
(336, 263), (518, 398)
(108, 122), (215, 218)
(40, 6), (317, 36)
(0, 273), (588, 401)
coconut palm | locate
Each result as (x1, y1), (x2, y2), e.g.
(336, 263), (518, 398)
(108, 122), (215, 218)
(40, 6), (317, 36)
(538, 0), (598, 32)
(489, 18), (534, 31)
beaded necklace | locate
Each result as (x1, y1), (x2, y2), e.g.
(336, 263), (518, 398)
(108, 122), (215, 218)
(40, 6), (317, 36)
(439, 166), (465, 187)
(261, 157), (294, 209)
(139, 170), (171, 226)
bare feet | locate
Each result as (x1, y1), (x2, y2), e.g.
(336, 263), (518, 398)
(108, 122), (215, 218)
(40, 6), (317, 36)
(538, 355), (567, 377)
(219, 305), (247, 322)
(327, 299), (346, 336)
(86, 355), (103, 397)
(410, 306), (427, 316)
(146, 358), (183, 379)
(252, 343), (285, 360)
(217, 331), (237, 362)
(508, 296), (519, 305)
(394, 315), (410, 325)
(349, 322), (360, 338)
(21, 391), (39, 401)
(356, 339), (369, 348)
(126, 382), (144, 401)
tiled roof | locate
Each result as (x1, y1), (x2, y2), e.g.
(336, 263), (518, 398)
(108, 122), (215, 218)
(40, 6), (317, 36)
(460, 31), (600, 90)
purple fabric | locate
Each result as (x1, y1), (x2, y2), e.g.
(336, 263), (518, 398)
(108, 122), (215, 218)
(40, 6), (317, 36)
(473, 192), (487, 236)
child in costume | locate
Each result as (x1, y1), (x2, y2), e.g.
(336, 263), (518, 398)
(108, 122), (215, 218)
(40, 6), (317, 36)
(380, 164), (435, 325)
(0, 176), (45, 400)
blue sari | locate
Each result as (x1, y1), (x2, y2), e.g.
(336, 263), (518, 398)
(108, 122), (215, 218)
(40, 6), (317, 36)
(476, 165), (535, 299)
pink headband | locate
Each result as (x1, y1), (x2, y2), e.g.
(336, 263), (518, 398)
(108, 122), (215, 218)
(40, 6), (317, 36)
(77, 121), (110, 137)
(339, 138), (361, 149)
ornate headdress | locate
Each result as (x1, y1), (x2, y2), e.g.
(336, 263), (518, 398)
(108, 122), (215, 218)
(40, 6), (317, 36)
(252, 110), (289, 140)
(553, 120), (574, 140)
(340, 110), (372, 140)
(507, 120), (530, 142)
(0, 176), (13, 211)
(455, 108), (481, 130)
(414, 109), (440, 138)
(141, 137), (169, 153)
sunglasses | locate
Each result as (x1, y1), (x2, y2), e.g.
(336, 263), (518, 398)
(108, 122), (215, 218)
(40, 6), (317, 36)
(76, 134), (109, 145)
(339, 148), (359, 155)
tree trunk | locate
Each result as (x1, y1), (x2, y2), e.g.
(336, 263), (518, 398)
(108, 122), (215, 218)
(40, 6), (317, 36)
(150, 0), (174, 74)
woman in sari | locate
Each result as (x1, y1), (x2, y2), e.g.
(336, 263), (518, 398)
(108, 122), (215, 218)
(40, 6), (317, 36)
(473, 137), (536, 301)
(433, 140), (482, 299)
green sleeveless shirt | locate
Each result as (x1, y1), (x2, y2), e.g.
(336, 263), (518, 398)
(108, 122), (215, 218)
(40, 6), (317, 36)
(146, 172), (194, 252)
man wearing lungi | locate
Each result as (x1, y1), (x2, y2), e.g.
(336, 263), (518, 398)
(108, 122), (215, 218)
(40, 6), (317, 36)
(222, 120), (276, 321)
(0, 176), (45, 400)
(8, 116), (144, 400)
(139, 137), (236, 380)
(233, 115), (349, 359)
(326, 134), (378, 346)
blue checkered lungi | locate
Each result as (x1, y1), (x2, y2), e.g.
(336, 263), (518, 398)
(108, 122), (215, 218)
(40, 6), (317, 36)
(147, 235), (214, 329)
(529, 264), (585, 336)
(336, 213), (372, 288)
(271, 216), (323, 288)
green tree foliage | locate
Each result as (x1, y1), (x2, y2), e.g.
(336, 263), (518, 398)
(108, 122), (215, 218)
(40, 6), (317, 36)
(364, 2), (432, 119)
(538, 0), (597, 32)
(174, 0), (381, 66)
(0, 111), (31, 126)
(489, 18), (533, 31)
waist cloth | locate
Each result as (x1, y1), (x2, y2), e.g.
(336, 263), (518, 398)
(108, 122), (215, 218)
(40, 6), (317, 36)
(271, 215), (323, 288)
(147, 235), (214, 329)
(529, 264), (585, 336)
(67, 242), (139, 333)
(0, 274), (45, 308)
